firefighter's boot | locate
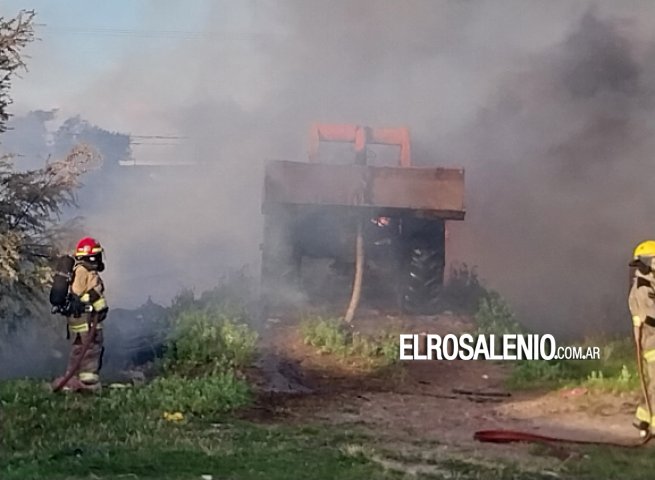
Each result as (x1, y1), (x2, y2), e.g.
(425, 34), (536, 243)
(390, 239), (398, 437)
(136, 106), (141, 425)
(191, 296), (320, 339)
(633, 420), (651, 438)
(51, 375), (85, 392)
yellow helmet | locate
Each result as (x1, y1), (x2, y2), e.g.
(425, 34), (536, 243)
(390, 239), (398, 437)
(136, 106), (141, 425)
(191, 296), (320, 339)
(633, 240), (655, 260)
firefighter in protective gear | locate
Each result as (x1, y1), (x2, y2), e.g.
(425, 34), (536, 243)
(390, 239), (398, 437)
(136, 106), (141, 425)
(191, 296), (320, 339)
(629, 240), (655, 435)
(53, 237), (109, 392)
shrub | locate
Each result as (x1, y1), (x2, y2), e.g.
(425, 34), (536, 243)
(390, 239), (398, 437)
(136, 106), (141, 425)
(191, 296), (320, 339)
(474, 291), (524, 336)
(300, 316), (399, 364)
(440, 263), (488, 313)
(164, 307), (258, 377)
(301, 316), (350, 354)
(509, 359), (580, 388)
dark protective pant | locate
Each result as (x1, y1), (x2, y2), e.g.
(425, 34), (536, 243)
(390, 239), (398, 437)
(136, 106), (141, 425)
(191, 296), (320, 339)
(66, 313), (105, 385)
(635, 325), (655, 426)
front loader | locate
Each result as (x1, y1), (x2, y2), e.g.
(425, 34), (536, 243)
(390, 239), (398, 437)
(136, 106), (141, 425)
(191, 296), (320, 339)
(260, 123), (465, 315)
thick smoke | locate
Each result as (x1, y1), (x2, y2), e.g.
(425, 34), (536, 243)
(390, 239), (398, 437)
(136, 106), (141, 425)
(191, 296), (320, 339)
(447, 9), (655, 335)
(7, 1), (655, 336)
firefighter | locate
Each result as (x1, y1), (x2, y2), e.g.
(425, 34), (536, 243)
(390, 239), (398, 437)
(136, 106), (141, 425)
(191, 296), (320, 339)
(52, 237), (109, 392)
(629, 240), (655, 436)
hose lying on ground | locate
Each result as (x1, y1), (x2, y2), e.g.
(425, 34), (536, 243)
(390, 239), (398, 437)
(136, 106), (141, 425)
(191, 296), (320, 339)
(475, 329), (653, 448)
(474, 429), (651, 448)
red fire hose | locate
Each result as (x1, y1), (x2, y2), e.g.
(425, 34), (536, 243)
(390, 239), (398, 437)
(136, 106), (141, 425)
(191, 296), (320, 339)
(474, 429), (650, 448)
(475, 327), (653, 448)
(52, 312), (98, 393)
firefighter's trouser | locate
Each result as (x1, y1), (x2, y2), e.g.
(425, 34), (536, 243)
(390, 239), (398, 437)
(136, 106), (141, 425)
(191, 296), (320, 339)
(635, 325), (655, 426)
(67, 313), (105, 385)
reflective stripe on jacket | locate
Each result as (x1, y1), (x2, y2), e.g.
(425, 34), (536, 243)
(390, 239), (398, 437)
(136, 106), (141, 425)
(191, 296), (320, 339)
(67, 263), (108, 339)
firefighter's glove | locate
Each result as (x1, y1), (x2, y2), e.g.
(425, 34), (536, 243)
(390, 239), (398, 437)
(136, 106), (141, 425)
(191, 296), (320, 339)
(68, 295), (85, 317)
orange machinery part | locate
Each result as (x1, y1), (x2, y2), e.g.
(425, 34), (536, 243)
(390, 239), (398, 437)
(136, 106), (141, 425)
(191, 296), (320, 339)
(308, 123), (412, 167)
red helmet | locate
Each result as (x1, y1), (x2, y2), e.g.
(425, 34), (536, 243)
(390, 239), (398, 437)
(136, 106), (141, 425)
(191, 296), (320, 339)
(74, 237), (103, 257)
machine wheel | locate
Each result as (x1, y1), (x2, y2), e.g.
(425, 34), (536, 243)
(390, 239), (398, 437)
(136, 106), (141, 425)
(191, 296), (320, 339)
(401, 247), (444, 315)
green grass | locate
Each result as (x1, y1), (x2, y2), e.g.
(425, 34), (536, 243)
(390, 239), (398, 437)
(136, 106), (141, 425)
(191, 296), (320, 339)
(0, 380), (404, 480)
(5, 280), (651, 479)
(356, 440), (655, 480)
(527, 442), (655, 480)
(565, 444), (655, 480)
(0, 299), (405, 480)
(507, 337), (639, 392)
(358, 446), (560, 479)
(4, 377), (654, 480)
(300, 315), (400, 365)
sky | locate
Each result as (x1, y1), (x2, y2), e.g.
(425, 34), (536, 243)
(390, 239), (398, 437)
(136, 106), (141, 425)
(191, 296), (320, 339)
(3, 0), (251, 135)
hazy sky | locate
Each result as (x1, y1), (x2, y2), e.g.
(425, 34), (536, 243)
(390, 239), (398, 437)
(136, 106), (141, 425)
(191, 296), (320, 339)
(2, 1), (257, 131)
(3, 0), (589, 140)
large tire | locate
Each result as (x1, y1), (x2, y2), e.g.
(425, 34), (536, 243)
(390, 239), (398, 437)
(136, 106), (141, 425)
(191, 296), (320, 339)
(401, 247), (444, 315)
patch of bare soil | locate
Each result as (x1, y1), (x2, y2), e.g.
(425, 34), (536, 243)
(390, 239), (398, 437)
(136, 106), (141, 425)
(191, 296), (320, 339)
(246, 310), (649, 473)
(499, 387), (639, 443)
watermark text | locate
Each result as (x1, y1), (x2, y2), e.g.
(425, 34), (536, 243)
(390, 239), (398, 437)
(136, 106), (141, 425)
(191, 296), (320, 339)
(399, 334), (601, 361)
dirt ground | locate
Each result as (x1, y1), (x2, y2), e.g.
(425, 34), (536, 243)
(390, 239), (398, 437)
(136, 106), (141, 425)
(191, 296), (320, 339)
(245, 311), (648, 472)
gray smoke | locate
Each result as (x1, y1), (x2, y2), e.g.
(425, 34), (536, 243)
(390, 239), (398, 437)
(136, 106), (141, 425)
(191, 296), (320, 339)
(7, 1), (655, 337)
(447, 8), (655, 335)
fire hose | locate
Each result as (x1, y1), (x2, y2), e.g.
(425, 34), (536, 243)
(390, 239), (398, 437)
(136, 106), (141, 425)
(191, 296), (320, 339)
(344, 217), (364, 324)
(475, 326), (653, 448)
(473, 429), (650, 448)
(52, 311), (98, 393)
